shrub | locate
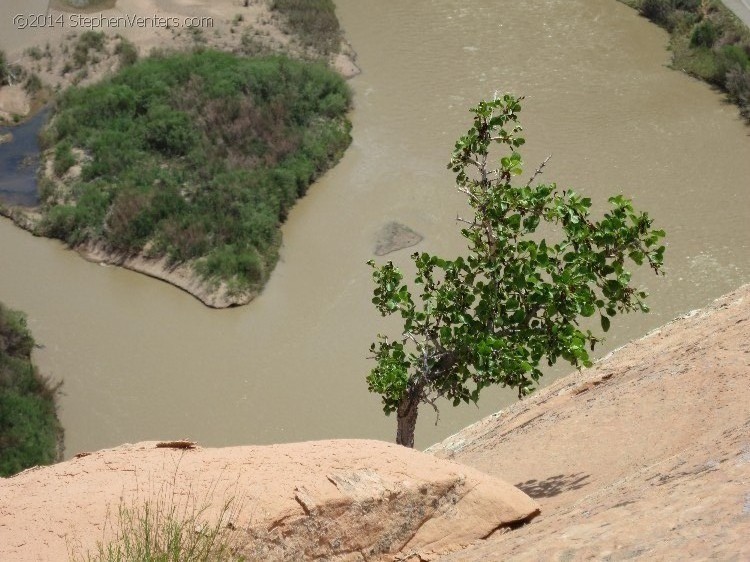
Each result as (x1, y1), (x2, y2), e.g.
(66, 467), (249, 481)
(640, 0), (674, 29)
(726, 65), (750, 117)
(0, 303), (63, 477)
(144, 105), (197, 156)
(270, 0), (341, 55)
(114, 38), (138, 68)
(25, 46), (43, 60)
(70, 494), (243, 562)
(690, 19), (718, 48)
(73, 31), (106, 68)
(53, 141), (76, 176)
(0, 50), (10, 86)
(24, 73), (43, 95)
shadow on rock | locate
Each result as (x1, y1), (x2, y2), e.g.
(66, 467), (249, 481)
(515, 473), (591, 498)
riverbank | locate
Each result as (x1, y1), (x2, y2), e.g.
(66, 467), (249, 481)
(0, 301), (63, 476)
(0, 0), (358, 307)
(618, 0), (750, 121)
(6, 50), (351, 307)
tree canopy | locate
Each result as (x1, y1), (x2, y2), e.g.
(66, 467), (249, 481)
(367, 95), (666, 447)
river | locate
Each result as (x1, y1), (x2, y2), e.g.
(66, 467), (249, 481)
(1, 0), (748, 454)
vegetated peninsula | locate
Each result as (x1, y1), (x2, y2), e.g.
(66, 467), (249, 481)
(0, 0), (357, 307)
(36, 50), (351, 307)
(0, 302), (63, 476)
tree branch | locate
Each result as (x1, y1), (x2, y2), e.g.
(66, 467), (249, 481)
(525, 154), (552, 188)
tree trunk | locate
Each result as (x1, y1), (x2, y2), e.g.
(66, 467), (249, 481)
(396, 392), (420, 448)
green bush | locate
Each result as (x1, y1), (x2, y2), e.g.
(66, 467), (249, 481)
(726, 65), (750, 117)
(640, 0), (674, 29)
(41, 51), (352, 293)
(718, 44), (750, 71)
(675, 0), (700, 9)
(24, 73), (43, 95)
(144, 105), (197, 156)
(0, 303), (63, 477)
(73, 31), (106, 68)
(690, 19), (718, 48)
(114, 38), (138, 68)
(0, 50), (9, 86)
(270, 0), (341, 55)
(54, 141), (76, 176)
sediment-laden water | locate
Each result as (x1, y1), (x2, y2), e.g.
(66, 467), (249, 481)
(0, 0), (748, 453)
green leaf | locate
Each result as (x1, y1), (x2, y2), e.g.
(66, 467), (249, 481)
(367, 94), (665, 446)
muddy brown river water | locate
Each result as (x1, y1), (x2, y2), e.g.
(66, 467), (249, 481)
(1, 0), (749, 454)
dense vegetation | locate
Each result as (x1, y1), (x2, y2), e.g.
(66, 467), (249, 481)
(621, 0), (750, 120)
(0, 50), (8, 87)
(0, 302), (63, 476)
(270, 0), (342, 55)
(40, 50), (351, 295)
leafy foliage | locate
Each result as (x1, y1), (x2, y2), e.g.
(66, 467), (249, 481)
(367, 96), (665, 447)
(270, 0), (341, 55)
(114, 37), (139, 68)
(40, 50), (351, 293)
(0, 302), (63, 476)
(73, 31), (106, 68)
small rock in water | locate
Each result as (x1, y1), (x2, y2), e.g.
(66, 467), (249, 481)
(374, 221), (423, 256)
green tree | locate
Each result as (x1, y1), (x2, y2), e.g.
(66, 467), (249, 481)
(367, 95), (665, 448)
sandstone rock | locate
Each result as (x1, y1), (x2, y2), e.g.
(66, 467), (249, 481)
(0, 439), (538, 561)
(429, 285), (750, 561)
(374, 221), (423, 256)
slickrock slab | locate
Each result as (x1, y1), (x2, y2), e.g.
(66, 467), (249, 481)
(0, 439), (538, 561)
(374, 222), (423, 256)
(429, 285), (750, 561)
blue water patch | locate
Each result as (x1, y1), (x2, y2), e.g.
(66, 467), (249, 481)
(0, 108), (50, 207)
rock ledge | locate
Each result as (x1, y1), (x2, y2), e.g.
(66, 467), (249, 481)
(0, 439), (538, 561)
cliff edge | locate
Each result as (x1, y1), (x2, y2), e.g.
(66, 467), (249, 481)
(0, 440), (538, 561)
(1, 286), (748, 561)
(429, 284), (750, 560)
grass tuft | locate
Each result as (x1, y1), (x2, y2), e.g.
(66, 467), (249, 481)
(69, 483), (246, 561)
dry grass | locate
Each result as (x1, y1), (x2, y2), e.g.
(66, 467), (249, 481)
(68, 467), (248, 562)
